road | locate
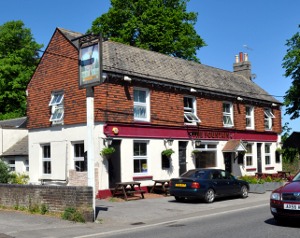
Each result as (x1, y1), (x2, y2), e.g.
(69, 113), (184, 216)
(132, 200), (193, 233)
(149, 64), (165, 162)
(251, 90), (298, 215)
(1, 192), (299, 238)
(74, 204), (300, 238)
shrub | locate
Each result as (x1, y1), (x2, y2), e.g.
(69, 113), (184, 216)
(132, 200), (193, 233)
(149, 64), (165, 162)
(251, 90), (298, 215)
(8, 172), (29, 184)
(61, 207), (85, 223)
(0, 160), (10, 183)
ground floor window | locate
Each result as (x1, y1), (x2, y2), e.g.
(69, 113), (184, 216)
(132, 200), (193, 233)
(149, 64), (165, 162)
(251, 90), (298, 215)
(42, 144), (51, 174)
(265, 144), (271, 165)
(161, 155), (170, 169)
(133, 141), (148, 173)
(195, 151), (217, 168)
(8, 159), (15, 172)
(246, 144), (253, 166)
(73, 143), (87, 172)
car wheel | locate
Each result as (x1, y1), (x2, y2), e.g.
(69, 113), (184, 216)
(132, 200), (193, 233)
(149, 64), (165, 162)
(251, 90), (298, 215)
(204, 188), (215, 203)
(175, 196), (186, 202)
(240, 185), (248, 198)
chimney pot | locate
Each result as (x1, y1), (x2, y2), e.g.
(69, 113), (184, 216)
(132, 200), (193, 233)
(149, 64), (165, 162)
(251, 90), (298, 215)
(239, 52), (243, 62)
(244, 53), (248, 61)
(235, 55), (239, 63)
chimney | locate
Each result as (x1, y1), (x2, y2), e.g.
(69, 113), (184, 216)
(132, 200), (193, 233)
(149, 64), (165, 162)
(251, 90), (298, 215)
(233, 52), (252, 80)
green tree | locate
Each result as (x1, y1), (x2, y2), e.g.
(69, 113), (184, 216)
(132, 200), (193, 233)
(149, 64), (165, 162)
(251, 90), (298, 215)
(0, 20), (43, 120)
(0, 160), (10, 183)
(89, 0), (205, 62)
(282, 25), (300, 120)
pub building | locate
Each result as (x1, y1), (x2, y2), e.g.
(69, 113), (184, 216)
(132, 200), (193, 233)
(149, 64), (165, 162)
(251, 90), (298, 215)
(27, 28), (282, 198)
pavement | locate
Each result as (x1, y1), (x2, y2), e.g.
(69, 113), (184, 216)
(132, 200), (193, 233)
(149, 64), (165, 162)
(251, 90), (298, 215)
(0, 191), (272, 238)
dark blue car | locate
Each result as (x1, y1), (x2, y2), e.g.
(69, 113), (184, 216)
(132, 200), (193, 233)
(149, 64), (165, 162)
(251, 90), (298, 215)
(169, 168), (249, 203)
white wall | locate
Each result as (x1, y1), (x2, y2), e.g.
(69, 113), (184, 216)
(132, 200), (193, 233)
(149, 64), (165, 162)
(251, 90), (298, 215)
(29, 123), (104, 184)
(0, 128), (27, 155)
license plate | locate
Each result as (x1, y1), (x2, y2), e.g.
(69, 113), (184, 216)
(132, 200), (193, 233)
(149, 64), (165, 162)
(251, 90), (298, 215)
(175, 183), (186, 188)
(284, 203), (300, 210)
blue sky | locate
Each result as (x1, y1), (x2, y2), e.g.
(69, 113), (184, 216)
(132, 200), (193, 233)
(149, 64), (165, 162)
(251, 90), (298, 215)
(1, 0), (299, 132)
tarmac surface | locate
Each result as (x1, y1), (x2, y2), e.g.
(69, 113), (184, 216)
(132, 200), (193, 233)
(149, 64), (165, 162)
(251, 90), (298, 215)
(0, 191), (271, 238)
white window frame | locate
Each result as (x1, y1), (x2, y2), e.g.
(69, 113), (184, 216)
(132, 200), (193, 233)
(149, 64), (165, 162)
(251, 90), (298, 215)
(223, 102), (234, 127)
(133, 88), (150, 122)
(8, 159), (15, 172)
(42, 144), (51, 174)
(245, 143), (253, 166)
(265, 143), (271, 165)
(49, 92), (64, 125)
(264, 108), (275, 130)
(245, 106), (254, 129)
(184, 96), (200, 124)
(73, 142), (86, 172)
(133, 140), (148, 174)
(194, 142), (217, 168)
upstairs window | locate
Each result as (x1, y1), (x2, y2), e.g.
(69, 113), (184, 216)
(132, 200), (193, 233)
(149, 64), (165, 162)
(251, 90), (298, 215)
(246, 106), (254, 129)
(184, 96), (200, 123)
(134, 88), (150, 122)
(49, 91), (64, 125)
(223, 102), (233, 127)
(264, 108), (275, 130)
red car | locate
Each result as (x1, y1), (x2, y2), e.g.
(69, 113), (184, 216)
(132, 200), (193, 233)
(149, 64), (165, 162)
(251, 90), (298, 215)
(270, 172), (300, 222)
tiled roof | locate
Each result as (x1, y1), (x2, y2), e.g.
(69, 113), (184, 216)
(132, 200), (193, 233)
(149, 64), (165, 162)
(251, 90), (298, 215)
(0, 117), (27, 128)
(58, 28), (280, 104)
(222, 140), (246, 152)
(2, 135), (28, 156)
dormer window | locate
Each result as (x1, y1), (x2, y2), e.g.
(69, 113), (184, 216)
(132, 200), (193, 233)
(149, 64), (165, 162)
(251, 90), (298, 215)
(184, 96), (200, 123)
(49, 91), (64, 125)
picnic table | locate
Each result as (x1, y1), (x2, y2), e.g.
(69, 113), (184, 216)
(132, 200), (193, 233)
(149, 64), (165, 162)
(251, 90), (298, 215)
(112, 181), (146, 201)
(277, 171), (291, 180)
(150, 179), (170, 195)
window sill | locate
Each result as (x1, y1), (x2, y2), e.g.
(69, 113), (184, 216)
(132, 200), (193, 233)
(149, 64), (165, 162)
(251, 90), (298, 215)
(246, 168), (256, 172)
(133, 175), (153, 181)
(265, 166), (274, 170)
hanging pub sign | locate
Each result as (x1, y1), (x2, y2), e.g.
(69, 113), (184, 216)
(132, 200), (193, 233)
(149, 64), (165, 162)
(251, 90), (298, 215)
(78, 34), (103, 88)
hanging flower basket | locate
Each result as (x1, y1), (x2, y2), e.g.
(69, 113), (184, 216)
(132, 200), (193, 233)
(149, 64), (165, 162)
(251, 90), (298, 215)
(161, 149), (175, 157)
(100, 147), (115, 159)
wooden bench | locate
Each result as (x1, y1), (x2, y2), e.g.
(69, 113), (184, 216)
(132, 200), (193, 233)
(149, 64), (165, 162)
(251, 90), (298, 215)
(113, 181), (146, 201)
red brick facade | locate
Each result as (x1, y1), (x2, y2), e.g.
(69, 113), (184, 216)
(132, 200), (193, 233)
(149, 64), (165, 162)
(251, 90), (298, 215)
(27, 29), (282, 134)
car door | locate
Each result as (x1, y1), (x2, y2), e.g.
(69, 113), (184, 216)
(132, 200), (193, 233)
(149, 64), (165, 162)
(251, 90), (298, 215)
(211, 170), (228, 196)
(221, 170), (240, 195)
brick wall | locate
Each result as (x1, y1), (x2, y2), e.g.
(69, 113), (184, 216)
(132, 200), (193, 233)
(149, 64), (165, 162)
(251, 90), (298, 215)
(0, 184), (94, 222)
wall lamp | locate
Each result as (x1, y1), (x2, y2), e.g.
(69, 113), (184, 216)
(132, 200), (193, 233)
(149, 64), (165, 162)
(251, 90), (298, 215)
(103, 137), (113, 146)
(271, 103), (277, 107)
(237, 97), (243, 101)
(190, 88), (197, 93)
(123, 75), (132, 82)
(164, 138), (174, 147)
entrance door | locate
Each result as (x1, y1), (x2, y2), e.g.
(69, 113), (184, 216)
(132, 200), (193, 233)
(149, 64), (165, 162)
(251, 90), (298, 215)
(224, 152), (232, 173)
(179, 141), (188, 176)
(257, 143), (262, 173)
(109, 140), (121, 188)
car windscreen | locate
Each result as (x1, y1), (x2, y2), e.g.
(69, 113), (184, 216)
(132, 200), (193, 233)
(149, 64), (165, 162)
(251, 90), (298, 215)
(292, 173), (300, 181)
